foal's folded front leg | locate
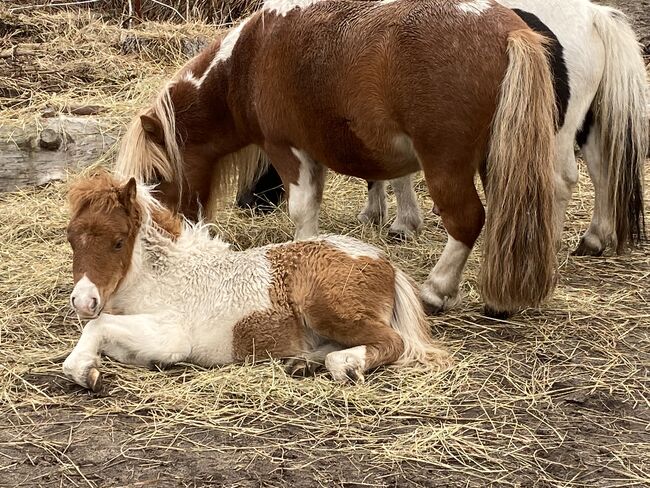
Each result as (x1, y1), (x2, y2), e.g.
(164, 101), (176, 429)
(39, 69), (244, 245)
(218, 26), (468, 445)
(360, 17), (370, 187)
(62, 313), (191, 392)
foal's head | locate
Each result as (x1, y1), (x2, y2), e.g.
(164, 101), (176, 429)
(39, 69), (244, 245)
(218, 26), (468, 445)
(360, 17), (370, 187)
(66, 174), (142, 319)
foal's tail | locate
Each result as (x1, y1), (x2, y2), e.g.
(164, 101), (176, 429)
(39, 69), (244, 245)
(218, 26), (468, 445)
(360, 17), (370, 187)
(481, 29), (558, 312)
(391, 269), (451, 369)
(589, 5), (648, 251)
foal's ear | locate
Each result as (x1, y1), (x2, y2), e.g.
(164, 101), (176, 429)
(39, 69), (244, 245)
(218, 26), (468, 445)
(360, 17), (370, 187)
(140, 114), (164, 145)
(119, 177), (138, 212)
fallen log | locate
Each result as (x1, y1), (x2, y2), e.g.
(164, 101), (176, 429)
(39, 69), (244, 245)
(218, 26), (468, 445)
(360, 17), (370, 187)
(0, 115), (120, 192)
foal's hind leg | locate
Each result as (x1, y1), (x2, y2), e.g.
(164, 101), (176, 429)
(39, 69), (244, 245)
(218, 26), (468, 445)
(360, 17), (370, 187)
(419, 159), (484, 314)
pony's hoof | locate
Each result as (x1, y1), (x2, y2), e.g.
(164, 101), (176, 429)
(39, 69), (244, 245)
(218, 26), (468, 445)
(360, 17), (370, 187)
(432, 204), (440, 216)
(387, 229), (410, 242)
(572, 237), (604, 257)
(357, 210), (384, 226)
(483, 306), (512, 320)
(86, 367), (102, 392)
(422, 300), (443, 316)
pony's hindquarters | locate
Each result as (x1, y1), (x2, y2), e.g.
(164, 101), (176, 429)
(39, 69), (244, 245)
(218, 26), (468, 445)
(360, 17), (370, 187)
(391, 269), (451, 368)
(582, 6), (648, 253)
(481, 29), (558, 312)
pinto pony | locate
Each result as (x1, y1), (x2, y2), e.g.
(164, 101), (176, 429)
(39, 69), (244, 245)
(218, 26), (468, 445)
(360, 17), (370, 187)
(62, 174), (449, 391)
(115, 0), (559, 315)
(246, 0), (649, 254)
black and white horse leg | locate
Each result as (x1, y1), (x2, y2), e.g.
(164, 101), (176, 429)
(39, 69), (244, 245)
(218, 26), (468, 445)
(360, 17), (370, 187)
(574, 117), (615, 256)
(358, 180), (387, 225)
(236, 164), (285, 213)
(388, 175), (423, 239)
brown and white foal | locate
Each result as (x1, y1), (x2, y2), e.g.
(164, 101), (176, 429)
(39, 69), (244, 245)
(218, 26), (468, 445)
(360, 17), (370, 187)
(63, 174), (449, 391)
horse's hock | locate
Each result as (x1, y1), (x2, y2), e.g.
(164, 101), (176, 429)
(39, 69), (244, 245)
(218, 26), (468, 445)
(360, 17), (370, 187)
(0, 115), (119, 192)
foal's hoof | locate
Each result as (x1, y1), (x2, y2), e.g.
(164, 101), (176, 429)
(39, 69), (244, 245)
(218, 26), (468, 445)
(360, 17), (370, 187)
(483, 306), (513, 320)
(86, 367), (103, 393)
(571, 237), (605, 257)
(284, 358), (319, 378)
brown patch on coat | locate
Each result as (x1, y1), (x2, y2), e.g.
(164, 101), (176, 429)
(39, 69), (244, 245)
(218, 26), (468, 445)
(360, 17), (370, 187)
(231, 241), (404, 370)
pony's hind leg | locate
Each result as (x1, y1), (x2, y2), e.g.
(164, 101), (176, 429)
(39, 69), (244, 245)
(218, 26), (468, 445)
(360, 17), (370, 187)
(575, 120), (616, 255)
(419, 160), (484, 314)
(388, 175), (423, 239)
(358, 180), (387, 225)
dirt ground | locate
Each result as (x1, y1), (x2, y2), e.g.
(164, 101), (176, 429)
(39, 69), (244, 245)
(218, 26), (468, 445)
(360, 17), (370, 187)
(1, 1), (649, 487)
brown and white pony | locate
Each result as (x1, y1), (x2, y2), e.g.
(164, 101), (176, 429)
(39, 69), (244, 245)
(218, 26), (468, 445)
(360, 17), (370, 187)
(62, 174), (449, 391)
(115, 0), (559, 315)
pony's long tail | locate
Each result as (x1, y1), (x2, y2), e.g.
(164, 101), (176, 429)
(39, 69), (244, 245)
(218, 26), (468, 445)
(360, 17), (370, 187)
(480, 29), (558, 312)
(590, 5), (648, 251)
(390, 269), (451, 368)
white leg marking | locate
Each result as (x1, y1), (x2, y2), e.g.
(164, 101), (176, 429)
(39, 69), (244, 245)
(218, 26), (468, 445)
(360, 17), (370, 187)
(389, 175), (423, 238)
(325, 345), (367, 383)
(70, 274), (101, 318)
(358, 181), (387, 226)
(552, 132), (579, 245)
(421, 235), (471, 312)
(458, 0), (492, 15)
(63, 313), (191, 390)
(289, 148), (322, 240)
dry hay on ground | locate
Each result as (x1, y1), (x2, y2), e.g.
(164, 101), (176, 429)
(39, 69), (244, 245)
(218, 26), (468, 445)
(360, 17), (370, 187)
(1, 3), (649, 487)
(1, 165), (648, 487)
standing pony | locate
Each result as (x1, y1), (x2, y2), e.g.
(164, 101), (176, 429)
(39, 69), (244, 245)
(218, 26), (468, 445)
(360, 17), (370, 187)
(63, 174), (449, 391)
(244, 0), (648, 254)
(115, 0), (559, 315)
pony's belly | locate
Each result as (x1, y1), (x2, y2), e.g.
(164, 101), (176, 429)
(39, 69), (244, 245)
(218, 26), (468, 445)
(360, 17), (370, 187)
(320, 132), (422, 181)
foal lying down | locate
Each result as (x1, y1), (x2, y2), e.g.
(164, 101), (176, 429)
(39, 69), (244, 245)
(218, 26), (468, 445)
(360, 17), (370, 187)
(62, 174), (450, 391)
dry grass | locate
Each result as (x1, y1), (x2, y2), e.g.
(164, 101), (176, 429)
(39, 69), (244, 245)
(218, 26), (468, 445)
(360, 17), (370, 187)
(1, 3), (649, 487)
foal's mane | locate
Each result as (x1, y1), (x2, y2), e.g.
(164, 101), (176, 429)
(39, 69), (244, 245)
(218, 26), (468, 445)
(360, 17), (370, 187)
(68, 173), (182, 238)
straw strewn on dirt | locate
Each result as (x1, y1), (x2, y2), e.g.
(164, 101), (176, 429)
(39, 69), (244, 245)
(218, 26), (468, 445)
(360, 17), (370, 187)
(0, 2), (649, 487)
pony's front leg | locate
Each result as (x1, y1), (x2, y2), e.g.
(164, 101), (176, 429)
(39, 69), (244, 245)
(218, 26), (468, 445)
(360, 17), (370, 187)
(62, 313), (191, 391)
(265, 144), (326, 240)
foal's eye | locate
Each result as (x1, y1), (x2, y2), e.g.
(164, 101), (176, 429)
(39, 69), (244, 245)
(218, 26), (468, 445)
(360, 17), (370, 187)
(114, 239), (124, 251)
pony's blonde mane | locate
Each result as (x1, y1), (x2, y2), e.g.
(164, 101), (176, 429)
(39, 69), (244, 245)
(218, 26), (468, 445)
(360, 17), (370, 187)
(115, 80), (268, 216)
(115, 85), (184, 193)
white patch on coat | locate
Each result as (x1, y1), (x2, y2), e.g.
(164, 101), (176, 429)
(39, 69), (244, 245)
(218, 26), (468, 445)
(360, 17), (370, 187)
(325, 345), (367, 382)
(263, 0), (323, 17)
(458, 0), (492, 15)
(323, 235), (383, 260)
(289, 148), (321, 240)
(196, 17), (251, 87)
(181, 71), (201, 89)
(70, 274), (101, 316)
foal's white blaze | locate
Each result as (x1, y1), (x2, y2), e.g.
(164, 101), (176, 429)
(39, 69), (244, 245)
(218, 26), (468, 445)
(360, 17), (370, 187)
(325, 345), (367, 383)
(263, 0), (323, 17)
(458, 0), (492, 15)
(421, 236), (471, 311)
(71, 274), (101, 317)
(196, 17), (251, 87)
(289, 148), (321, 240)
